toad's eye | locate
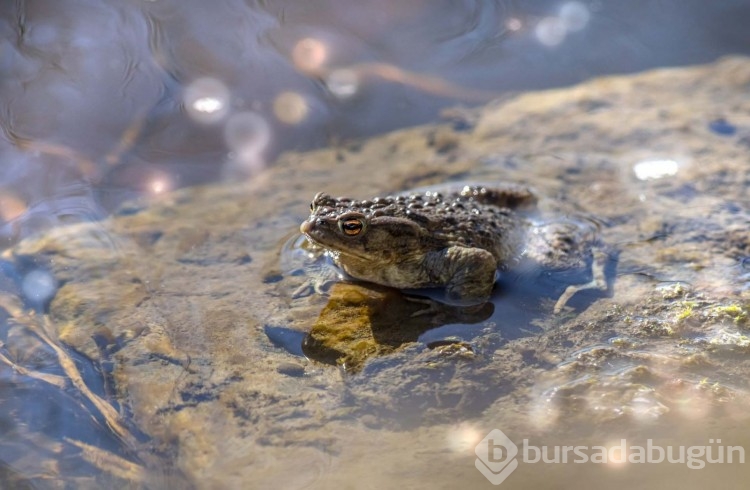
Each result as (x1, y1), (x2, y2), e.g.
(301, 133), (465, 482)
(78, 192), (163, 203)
(310, 202), (314, 212)
(339, 218), (364, 236)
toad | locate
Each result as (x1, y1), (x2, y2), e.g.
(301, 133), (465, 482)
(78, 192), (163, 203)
(299, 184), (608, 312)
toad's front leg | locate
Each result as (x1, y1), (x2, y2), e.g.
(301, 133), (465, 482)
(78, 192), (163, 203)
(429, 246), (497, 304)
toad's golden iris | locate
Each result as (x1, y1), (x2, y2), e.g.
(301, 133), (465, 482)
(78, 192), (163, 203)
(339, 218), (364, 236)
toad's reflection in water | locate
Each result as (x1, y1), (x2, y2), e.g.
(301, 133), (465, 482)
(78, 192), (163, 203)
(301, 283), (493, 372)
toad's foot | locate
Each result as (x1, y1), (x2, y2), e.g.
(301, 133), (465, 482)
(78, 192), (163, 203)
(291, 263), (343, 299)
(553, 247), (609, 314)
(292, 278), (329, 299)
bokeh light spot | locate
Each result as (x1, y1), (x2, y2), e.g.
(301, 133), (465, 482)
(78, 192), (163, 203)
(325, 69), (360, 100)
(292, 37), (328, 74)
(224, 111), (271, 160)
(184, 77), (230, 124)
(446, 423), (483, 453)
(633, 159), (679, 180)
(506, 17), (523, 32)
(559, 1), (591, 32)
(150, 180), (166, 194)
(535, 17), (567, 46)
(0, 191), (27, 222)
(146, 173), (174, 195)
(273, 92), (309, 124)
(22, 269), (57, 306)
(193, 97), (224, 114)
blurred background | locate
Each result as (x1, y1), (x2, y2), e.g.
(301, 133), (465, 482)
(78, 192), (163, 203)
(1, 0), (749, 247)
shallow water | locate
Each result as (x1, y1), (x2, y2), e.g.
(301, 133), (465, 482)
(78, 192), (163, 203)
(1, 1), (750, 488)
(1, 0), (750, 242)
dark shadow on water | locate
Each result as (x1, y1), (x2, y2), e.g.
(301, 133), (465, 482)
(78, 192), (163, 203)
(264, 325), (308, 357)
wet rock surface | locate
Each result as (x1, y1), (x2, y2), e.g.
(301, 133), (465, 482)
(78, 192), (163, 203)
(3, 57), (750, 487)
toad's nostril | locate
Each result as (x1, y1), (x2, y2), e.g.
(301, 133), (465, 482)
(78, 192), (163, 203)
(300, 221), (313, 234)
